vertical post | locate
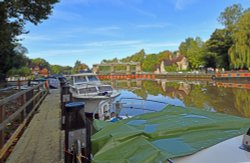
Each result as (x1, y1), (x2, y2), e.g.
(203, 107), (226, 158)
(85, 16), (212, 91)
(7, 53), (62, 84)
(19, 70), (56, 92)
(17, 79), (20, 90)
(0, 105), (5, 158)
(127, 79), (131, 88)
(136, 63), (141, 74)
(126, 64), (130, 75)
(110, 64), (114, 75)
(21, 93), (26, 121)
(64, 102), (90, 163)
(61, 86), (72, 130)
(136, 80), (142, 87)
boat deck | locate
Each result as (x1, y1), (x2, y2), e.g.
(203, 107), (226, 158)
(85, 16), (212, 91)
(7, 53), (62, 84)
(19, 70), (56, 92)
(6, 89), (64, 163)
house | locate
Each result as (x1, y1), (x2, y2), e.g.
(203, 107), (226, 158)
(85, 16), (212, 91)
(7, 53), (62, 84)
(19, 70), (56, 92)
(30, 66), (49, 77)
(161, 54), (189, 72)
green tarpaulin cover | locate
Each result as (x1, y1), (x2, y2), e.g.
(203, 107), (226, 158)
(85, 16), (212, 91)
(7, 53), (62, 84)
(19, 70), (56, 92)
(91, 105), (250, 163)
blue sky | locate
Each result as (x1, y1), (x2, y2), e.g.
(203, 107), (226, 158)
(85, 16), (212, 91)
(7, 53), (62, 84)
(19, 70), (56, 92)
(21, 0), (250, 67)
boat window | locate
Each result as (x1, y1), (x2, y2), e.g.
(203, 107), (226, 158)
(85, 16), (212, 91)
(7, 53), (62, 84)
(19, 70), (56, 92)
(75, 76), (87, 83)
(79, 87), (97, 94)
(88, 75), (99, 81)
(98, 86), (113, 92)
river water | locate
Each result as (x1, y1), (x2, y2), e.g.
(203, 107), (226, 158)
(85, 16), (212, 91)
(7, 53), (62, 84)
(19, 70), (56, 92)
(104, 79), (250, 118)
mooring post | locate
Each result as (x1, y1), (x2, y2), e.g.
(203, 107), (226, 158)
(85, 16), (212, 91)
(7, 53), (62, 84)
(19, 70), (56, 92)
(21, 93), (27, 121)
(60, 85), (72, 130)
(64, 102), (91, 163)
(0, 105), (5, 163)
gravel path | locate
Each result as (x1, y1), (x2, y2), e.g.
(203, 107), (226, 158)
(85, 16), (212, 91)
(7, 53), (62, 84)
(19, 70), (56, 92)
(6, 89), (64, 163)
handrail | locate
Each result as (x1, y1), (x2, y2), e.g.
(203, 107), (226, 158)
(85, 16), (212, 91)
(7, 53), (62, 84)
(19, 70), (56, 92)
(0, 83), (45, 106)
(0, 82), (48, 161)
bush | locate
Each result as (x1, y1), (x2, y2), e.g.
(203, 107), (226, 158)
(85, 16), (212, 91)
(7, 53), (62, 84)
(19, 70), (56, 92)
(7, 67), (31, 76)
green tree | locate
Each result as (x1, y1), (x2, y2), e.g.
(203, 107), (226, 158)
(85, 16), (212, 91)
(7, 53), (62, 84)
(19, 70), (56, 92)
(141, 54), (158, 72)
(73, 60), (89, 73)
(31, 58), (50, 69)
(218, 4), (243, 31)
(156, 50), (172, 62)
(205, 29), (232, 69)
(51, 65), (63, 74)
(0, 0), (58, 79)
(120, 49), (146, 62)
(179, 37), (205, 69)
(229, 10), (250, 69)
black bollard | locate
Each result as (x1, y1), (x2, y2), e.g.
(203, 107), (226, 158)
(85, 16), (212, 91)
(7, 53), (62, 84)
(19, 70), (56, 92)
(61, 86), (72, 130)
(64, 102), (91, 163)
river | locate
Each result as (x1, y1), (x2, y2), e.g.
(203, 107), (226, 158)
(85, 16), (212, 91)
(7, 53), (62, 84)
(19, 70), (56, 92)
(104, 79), (250, 118)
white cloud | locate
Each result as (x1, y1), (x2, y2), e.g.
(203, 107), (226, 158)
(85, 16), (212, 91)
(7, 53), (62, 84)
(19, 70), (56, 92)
(84, 40), (143, 47)
(173, 0), (197, 10)
(21, 35), (53, 41)
(51, 9), (83, 22)
(135, 23), (170, 29)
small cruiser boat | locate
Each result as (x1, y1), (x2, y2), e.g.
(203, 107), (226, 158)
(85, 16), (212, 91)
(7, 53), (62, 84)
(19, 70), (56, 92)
(69, 72), (120, 113)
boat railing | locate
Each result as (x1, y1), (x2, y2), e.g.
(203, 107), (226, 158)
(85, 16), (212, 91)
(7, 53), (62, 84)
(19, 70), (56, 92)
(93, 97), (169, 120)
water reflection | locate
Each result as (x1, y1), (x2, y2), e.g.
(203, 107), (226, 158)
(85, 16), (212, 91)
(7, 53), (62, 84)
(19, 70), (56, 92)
(104, 79), (250, 118)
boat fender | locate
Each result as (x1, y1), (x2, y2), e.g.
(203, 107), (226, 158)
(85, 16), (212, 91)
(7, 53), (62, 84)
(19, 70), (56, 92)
(98, 91), (108, 96)
(240, 128), (250, 152)
(100, 102), (110, 114)
(211, 75), (216, 80)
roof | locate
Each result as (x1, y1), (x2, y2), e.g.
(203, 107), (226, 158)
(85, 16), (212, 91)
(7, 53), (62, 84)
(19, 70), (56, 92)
(70, 73), (97, 77)
(164, 55), (185, 66)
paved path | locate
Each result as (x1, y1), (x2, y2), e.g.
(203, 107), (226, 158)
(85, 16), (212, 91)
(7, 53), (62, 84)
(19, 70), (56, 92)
(7, 89), (63, 163)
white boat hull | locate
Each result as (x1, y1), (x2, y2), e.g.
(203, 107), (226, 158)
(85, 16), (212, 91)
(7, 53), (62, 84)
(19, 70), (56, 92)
(73, 92), (120, 113)
(173, 135), (250, 163)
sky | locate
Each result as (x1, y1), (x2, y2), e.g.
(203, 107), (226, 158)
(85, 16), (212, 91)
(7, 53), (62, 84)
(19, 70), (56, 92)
(21, 0), (250, 68)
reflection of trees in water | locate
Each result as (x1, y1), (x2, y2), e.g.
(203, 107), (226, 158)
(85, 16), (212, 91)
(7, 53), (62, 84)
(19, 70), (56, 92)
(184, 86), (250, 118)
(133, 80), (191, 100)
(133, 80), (165, 99)
(164, 82), (191, 100)
(109, 79), (250, 118)
(133, 89), (147, 99)
(233, 89), (250, 117)
(183, 85), (210, 108)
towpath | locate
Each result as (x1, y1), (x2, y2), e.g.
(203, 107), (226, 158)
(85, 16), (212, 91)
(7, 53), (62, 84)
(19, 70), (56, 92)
(6, 89), (63, 163)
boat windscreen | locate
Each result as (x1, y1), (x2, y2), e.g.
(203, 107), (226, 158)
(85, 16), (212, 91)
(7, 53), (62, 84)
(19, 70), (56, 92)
(88, 75), (99, 82)
(74, 76), (87, 83)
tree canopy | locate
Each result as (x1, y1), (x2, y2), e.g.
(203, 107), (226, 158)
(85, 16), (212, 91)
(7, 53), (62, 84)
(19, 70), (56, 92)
(205, 29), (232, 69)
(229, 10), (250, 69)
(179, 37), (205, 69)
(0, 0), (58, 79)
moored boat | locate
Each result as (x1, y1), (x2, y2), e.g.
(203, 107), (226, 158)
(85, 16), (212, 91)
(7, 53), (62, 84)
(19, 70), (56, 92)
(69, 72), (120, 113)
(91, 102), (250, 163)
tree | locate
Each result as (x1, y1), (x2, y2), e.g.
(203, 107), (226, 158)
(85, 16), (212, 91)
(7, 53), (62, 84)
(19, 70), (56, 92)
(179, 37), (205, 69)
(229, 10), (250, 69)
(0, 0), (58, 79)
(156, 50), (172, 62)
(31, 58), (50, 69)
(51, 65), (63, 74)
(218, 4), (243, 31)
(73, 60), (89, 73)
(141, 54), (158, 72)
(120, 49), (146, 62)
(205, 29), (232, 69)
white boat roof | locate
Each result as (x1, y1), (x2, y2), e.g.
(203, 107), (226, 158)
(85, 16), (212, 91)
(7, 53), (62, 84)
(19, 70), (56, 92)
(70, 73), (97, 77)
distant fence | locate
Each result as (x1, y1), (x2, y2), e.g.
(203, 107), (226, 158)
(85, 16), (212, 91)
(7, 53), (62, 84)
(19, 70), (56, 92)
(0, 83), (48, 162)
